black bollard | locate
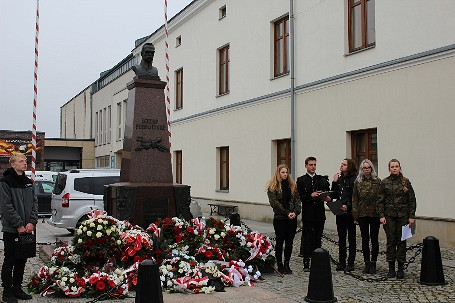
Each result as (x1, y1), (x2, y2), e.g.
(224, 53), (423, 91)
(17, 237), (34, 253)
(419, 236), (446, 285)
(230, 212), (241, 227)
(135, 260), (164, 303)
(305, 248), (337, 303)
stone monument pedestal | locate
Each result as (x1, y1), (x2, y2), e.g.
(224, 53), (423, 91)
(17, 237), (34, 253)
(104, 183), (191, 228)
(105, 76), (191, 228)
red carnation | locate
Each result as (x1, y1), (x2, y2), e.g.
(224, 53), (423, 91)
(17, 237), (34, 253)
(204, 250), (213, 258)
(96, 281), (106, 291)
(89, 276), (99, 285)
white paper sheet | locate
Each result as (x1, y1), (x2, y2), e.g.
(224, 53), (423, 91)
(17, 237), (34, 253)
(401, 224), (413, 241)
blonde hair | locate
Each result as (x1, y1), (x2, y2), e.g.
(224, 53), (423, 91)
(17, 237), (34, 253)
(389, 159), (408, 193)
(266, 164), (297, 194)
(9, 153), (26, 165)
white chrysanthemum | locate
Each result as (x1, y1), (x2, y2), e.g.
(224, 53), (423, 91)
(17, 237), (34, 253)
(60, 281), (66, 286)
(76, 229), (82, 235)
(220, 232), (226, 238)
(214, 234), (220, 240)
(106, 229), (112, 235)
(62, 277), (68, 282)
(209, 228), (215, 235)
(78, 239), (82, 244)
(71, 286), (77, 292)
(89, 222), (95, 228)
(96, 232), (102, 238)
(97, 219), (103, 223)
(97, 225), (103, 230)
(86, 231), (92, 236)
(69, 278), (75, 283)
(116, 240), (121, 245)
(83, 227), (87, 232)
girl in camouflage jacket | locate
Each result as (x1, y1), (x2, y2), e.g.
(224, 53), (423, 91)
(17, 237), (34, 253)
(352, 159), (381, 274)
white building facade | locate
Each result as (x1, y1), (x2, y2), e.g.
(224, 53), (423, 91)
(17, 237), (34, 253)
(62, 0), (455, 247)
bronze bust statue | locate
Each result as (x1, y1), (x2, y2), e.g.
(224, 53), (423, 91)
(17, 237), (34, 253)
(132, 43), (159, 79)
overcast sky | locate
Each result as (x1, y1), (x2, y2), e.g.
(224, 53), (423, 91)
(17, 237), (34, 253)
(0, 0), (193, 137)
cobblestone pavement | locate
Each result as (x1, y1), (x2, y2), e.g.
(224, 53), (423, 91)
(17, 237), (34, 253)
(0, 219), (454, 302)
(256, 230), (455, 303)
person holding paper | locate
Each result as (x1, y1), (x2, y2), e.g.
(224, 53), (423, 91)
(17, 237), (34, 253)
(377, 159), (416, 279)
(331, 158), (358, 272)
(352, 159), (381, 274)
(297, 157), (331, 271)
(266, 164), (301, 274)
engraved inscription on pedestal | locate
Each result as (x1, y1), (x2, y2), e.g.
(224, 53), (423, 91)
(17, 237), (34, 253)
(144, 198), (169, 223)
(116, 187), (137, 221)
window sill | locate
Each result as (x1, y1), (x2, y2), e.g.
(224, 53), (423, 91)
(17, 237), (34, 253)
(174, 107), (183, 112)
(270, 72), (289, 81)
(345, 44), (376, 56)
(215, 189), (229, 193)
(216, 91), (230, 98)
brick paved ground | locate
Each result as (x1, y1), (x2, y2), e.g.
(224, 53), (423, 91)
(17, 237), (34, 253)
(0, 219), (454, 302)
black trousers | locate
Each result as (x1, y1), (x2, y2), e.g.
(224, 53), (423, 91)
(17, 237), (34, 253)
(358, 216), (380, 262)
(1, 232), (27, 290)
(336, 213), (356, 265)
(273, 218), (297, 264)
(301, 219), (325, 262)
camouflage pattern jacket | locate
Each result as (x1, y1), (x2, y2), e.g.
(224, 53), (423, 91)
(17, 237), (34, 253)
(267, 187), (301, 220)
(377, 174), (416, 219)
(352, 177), (381, 221)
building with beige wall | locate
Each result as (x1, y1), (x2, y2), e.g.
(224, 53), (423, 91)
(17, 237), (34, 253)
(63, 0), (455, 247)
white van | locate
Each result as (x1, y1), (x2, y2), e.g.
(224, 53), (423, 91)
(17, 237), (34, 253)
(47, 169), (120, 233)
(25, 171), (58, 182)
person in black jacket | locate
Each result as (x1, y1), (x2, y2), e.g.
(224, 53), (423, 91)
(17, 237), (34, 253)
(331, 158), (358, 272)
(267, 164), (301, 274)
(0, 154), (38, 302)
(297, 157), (331, 271)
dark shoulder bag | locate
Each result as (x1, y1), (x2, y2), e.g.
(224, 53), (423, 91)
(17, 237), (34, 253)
(16, 233), (36, 259)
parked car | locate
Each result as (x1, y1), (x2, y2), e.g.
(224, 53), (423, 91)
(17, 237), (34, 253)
(47, 169), (120, 233)
(26, 170), (58, 182)
(34, 179), (55, 216)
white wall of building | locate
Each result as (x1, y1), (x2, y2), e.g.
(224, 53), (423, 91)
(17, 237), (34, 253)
(65, 0), (455, 245)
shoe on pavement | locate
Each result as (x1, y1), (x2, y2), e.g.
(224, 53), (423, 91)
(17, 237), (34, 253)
(2, 290), (18, 303)
(13, 288), (32, 300)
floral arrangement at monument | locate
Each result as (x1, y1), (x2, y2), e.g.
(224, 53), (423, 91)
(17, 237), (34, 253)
(28, 211), (275, 298)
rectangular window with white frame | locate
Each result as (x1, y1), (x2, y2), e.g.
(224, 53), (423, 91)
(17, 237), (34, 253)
(273, 15), (289, 77)
(117, 102), (122, 140)
(175, 68), (183, 110)
(351, 128), (378, 173)
(107, 105), (111, 144)
(218, 45), (230, 96)
(219, 146), (229, 190)
(348, 0), (375, 53)
(95, 112), (99, 146)
(175, 150), (182, 184)
(276, 138), (291, 171)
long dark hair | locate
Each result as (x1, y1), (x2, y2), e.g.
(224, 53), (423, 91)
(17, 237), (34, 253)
(345, 158), (358, 177)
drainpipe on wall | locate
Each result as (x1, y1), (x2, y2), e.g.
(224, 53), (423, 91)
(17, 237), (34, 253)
(290, 0), (296, 177)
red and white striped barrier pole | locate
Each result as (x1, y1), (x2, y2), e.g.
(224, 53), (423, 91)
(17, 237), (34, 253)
(31, 0), (40, 182)
(164, 0), (172, 150)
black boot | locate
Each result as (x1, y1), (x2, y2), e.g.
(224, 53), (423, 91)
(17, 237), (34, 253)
(369, 261), (377, 274)
(387, 261), (396, 278)
(362, 261), (370, 274)
(2, 288), (18, 303)
(277, 262), (285, 274)
(396, 262), (405, 279)
(346, 262), (355, 272)
(336, 261), (346, 271)
(13, 287), (32, 300)
(284, 261), (293, 274)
